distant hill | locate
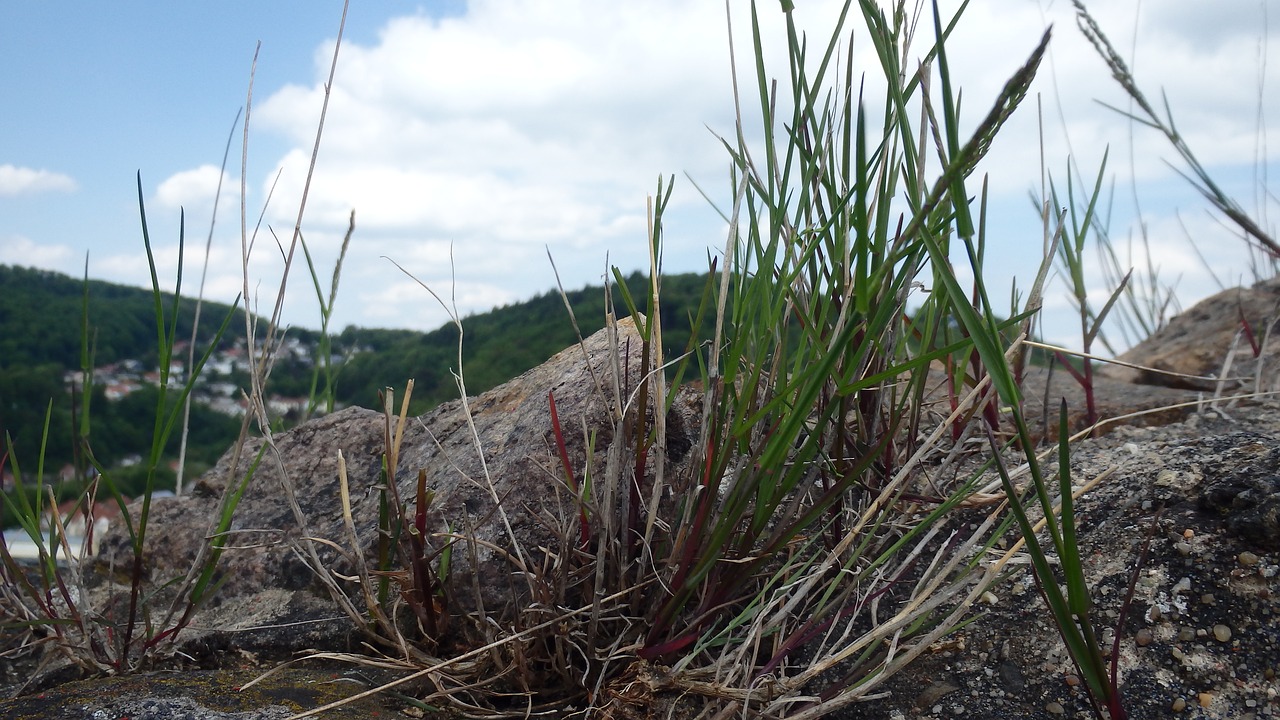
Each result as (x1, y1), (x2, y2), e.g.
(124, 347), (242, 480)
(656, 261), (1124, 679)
(0, 264), (709, 401)
(0, 264), (263, 370)
(332, 270), (712, 411)
(0, 264), (710, 497)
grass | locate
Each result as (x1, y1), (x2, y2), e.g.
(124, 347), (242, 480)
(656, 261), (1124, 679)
(4, 1), (1275, 719)
(0, 0), (353, 684)
(0, 179), (246, 675)
(1073, 0), (1280, 264)
(5, 0), (1043, 712)
(270, 1), (1096, 717)
(1043, 150), (1130, 433)
(636, 2), (1048, 699)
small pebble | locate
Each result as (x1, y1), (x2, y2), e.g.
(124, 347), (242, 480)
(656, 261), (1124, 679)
(1064, 674), (1080, 687)
(1201, 593), (1216, 605)
(1239, 551), (1260, 567)
(1183, 528), (1195, 539)
(1046, 701), (1065, 715)
(1214, 624), (1232, 642)
(1198, 692), (1213, 708)
(1175, 542), (1193, 556)
(1178, 628), (1195, 642)
(1135, 628), (1154, 647)
(1172, 697), (1187, 712)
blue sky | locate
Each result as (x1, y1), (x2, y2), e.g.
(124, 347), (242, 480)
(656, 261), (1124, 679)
(2, 1), (1277, 353)
(0, 2), (393, 301)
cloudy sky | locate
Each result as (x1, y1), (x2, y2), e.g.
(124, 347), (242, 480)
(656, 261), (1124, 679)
(2, 1), (1276, 351)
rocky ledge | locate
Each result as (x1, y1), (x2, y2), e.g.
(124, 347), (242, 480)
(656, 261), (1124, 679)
(4, 278), (1280, 719)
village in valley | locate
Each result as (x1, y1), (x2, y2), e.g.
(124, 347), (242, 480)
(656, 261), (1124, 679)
(67, 334), (318, 421)
(2, 333), (339, 560)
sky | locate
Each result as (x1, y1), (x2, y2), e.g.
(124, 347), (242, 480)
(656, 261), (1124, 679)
(1, 1), (1276, 353)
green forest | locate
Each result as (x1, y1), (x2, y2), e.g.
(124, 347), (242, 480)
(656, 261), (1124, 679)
(332, 270), (712, 411)
(0, 264), (708, 513)
(0, 265), (267, 369)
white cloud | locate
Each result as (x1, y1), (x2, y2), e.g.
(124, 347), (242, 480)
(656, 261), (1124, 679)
(254, 4), (737, 235)
(0, 165), (76, 196)
(155, 164), (237, 213)
(0, 234), (75, 267)
(221, 0), (1280, 341)
(87, 241), (259, 321)
(355, 274), (518, 332)
(1036, 203), (1269, 353)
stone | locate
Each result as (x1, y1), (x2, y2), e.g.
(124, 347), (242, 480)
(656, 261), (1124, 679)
(20, 282), (1280, 720)
(91, 317), (701, 654)
(0, 666), (386, 720)
(857, 397), (1280, 720)
(1102, 276), (1280, 391)
(1134, 628), (1154, 647)
(1013, 364), (1199, 437)
(1196, 433), (1280, 550)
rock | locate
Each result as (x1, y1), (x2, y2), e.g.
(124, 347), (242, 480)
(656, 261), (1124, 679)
(1102, 276), (1280, 390)
(35, 284), (1280, 720)
(913, 679), (959, 708)
(858, 400), (1280, 720)
(0, 665), (391, 720)
(92, 317), (700, 654)
(1196, 432), (1280, 550)
(1014, 365), (1199, 437)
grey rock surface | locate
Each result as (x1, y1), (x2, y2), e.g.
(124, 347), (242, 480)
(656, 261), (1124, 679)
(0, 665), (392, 720)
(34, 288), (1280, 719)
(1103, 275), (1280, 390)
(1198, 432), (1280, 550)
(859, 402), (1280, 719)
(92, 317), (699, 654)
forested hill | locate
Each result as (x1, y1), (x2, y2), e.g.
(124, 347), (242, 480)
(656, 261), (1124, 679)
(0, 263), (709, 503)
(0, 264), (264, 370)
(333, 271), (711, 411)
(0, 263), (710, 411)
